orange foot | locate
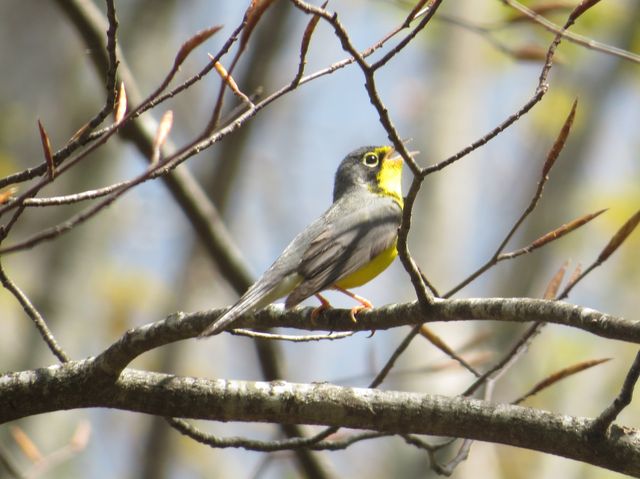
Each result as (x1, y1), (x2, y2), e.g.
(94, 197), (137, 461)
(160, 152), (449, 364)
(332, 285), (373, 323)
(311, 293), (332, 323)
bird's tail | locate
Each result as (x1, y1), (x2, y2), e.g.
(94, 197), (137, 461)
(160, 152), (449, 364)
(200, 271), (301, 337)
(199, 304), (247, 337)
(198, 281), (280, 337)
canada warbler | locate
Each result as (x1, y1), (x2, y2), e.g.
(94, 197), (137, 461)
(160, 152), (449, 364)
(201, 145), (403, 336)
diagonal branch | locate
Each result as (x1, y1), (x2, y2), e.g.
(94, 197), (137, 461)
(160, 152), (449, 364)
(590, 350), (640, 438)
(501, 0), (640, 64)
(0, 261), (69, 363)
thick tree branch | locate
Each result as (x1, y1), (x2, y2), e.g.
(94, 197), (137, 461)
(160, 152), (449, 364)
(2, 364), (640, 476)
(88, 298), (636, 377)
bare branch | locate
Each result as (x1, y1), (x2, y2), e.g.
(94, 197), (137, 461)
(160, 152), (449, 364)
(425, 0), (599, 178)
(462, 322), (543, 397)
(590, 351), (640, 438)
(560, 209), (640, 298)
(291, 0), (327, 86)
(229, 329), (354, 342)
(0, 261), (69, 363)
(3, 366), (640, 476)
(22, 181), (131, 207)
(87, 299), (635, 380)
(445, 101), (584, 297)
(436, 438), (473, 476)
(501, 0), (640, 64)
(419, 326), (480, 377)
(167, 417), (378, 452)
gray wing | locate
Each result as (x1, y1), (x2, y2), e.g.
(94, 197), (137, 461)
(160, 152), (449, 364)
(284, 194), (401, 308)
(199, 214), (327, 336)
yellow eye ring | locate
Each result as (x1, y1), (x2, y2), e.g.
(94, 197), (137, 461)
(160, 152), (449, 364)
(363, 152), (379, 168)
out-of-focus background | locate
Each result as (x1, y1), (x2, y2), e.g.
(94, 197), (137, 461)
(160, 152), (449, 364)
(0, 1), (638, 477)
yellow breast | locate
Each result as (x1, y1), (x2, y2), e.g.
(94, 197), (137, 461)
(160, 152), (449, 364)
(334, 240), (398, 289)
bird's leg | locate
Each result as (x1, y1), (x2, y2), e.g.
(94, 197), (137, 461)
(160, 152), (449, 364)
(311, 293), (332, 323)
(332, 285), (373, 323)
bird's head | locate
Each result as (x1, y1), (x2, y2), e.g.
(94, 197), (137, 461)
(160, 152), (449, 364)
(333, 145), (403, 206)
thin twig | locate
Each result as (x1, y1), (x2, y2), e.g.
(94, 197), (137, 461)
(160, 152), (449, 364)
(589, 351), (640, 438)
(22, 181), (132, 206)
(0, 0), (438, 212)
(291, 1), (326, 86)
(0, 183), (128, 255)
(0, 0), (449, 255)
(559, 208), (640, 298)
(446, 208), (604, 297)
(442, 95), (578, 298)
(419, 326), (481, 377)
(288, 1), (440, 315)
(460, 209), (633, 414)
(462, 322), (544, 397)
(0, 261), (69, 363)
(501, 0), (640, 64)
(433, 359), (497, 475)
(372, 0), (442, 71)
(167, 417), (346, 451)
(230, 329), (354, 342)
(368, 0), (597, 414)
(370, 325), (423, 388)
(465, 209), (640, 402)
(0, 0), (121, 192)
(436, 439), (473, 476)
(421, 0), (586, 178)
(401, 434), (445, 452)
(0, 22), (233, 210)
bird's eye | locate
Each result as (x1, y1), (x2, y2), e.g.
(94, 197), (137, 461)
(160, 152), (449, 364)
(363, 152), (379, 168)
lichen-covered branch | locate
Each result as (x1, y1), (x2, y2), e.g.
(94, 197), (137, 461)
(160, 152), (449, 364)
(2, 364), (640, 476)
(87, 298), (637, 377)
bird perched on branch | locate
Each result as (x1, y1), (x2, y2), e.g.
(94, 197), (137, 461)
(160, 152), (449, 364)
(200, 145), (404, 336)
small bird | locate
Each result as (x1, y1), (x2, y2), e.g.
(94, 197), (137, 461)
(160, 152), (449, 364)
(200, 145), (403, 336)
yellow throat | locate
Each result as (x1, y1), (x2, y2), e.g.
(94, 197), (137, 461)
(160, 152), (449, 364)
(373, 147), (404, 207)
